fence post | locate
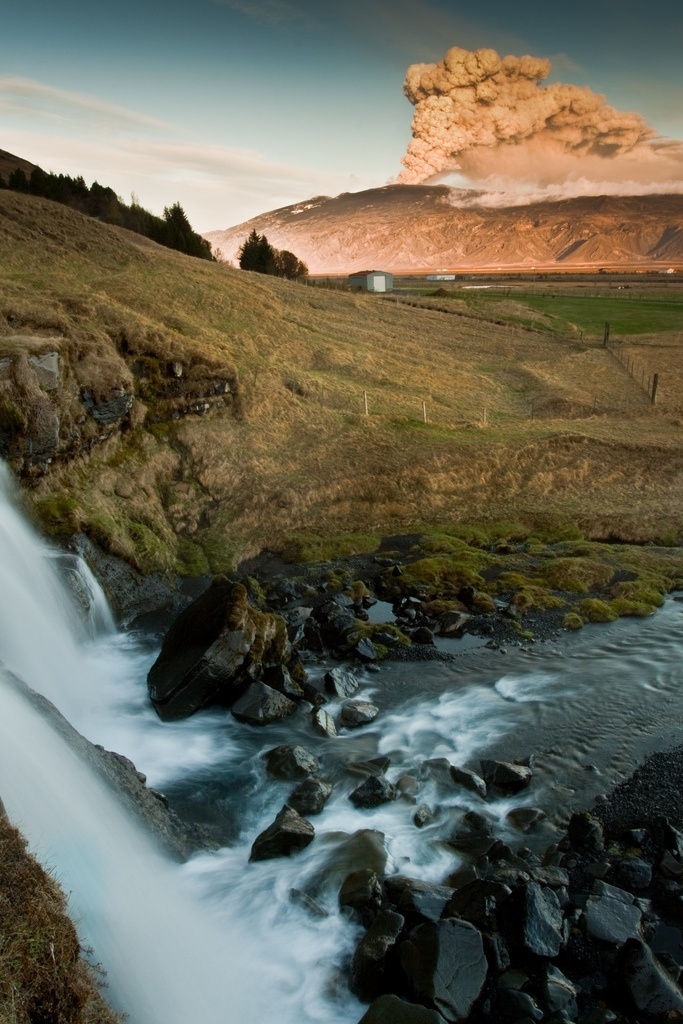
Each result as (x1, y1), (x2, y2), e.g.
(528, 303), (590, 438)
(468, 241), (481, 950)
(603, 322), (610, 346)
(483, 407), (488, 427)
(364, 391), (369, 416)
(422, 401), (427, 424)
(651, 374), (659, 406)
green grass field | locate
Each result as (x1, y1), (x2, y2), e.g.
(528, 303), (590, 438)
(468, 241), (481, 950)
(503, 294), (683, 336)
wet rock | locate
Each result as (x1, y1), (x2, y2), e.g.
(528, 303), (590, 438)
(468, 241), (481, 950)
(411, 627), (434, 645)
(385, 877), (455, 925)
(522, 882), (565, 957)
(436, 611), (471, 637)
(351, 908), (405, 1001)
(449, 765), (487, 798)
(397, 775), (420, 800)
(339, 869), (383, 925)
(583, 881), (642, 946)
(481, 759), (533, 794)
(660, 850), (683, 880)
(325, 667), (361, 698)
(444, 879), (511, 930)
(543, 965), (578, 1020)
(341, 700), (379, 728)
(147, 579), (290, 721)
(354, 638), (379, 661)
(289, 888), (328, 918)
(264, 744), (319, 779)
(288, 777), (332, 816)
(615, 857), (653, 890)
(423, 758), (456, 787)
(414, 804), (435, 829)
(311, 707), (337, 738)
(400, 918), (488, 1022)
(303, 619), (325, 652)
(264, 664), (304, 701)
(347, 757), (391, 778)
(617, 937), (683, 1018)
(528, 865), (570, 889)
(350, 775), (397, 809)
(566, 811), (604, 851)
(300, 676), (327, 706)
(507, 807), (546, 833)
(231, 681), (297, 726)
(249, 806), (315, 861)
(356, 993), (447, 1024)
(496, 988), (542, 1020)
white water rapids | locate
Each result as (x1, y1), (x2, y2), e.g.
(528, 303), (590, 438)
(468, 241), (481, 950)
(1, 461), (683, 1022)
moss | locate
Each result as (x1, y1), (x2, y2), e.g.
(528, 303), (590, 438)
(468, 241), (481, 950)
(393, 553), (490, 599)
(609, 581), (666, 607)
(610, 597), (656, 617)
(563, 612), (584, 630)
(32, 492), (82, 537)
(576, 598), (619, 623)
(472, 592), (497, 613)
(246, 574), (267, 609)
(280, 531), (380, 564)
(0, 395), (27, 433)
(175, 537), (210, 576)
(347, 620), (411, 647)
(540, 557), (615, 594)
(348, 580), (371, 602)
(422, 599), (468, 615)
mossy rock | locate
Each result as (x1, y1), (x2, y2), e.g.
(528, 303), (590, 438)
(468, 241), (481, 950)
(541, 557), (614, 594)
(563, 612), (584, 631)
(610, 597), (656, 618)
(576, 598), (618, 623)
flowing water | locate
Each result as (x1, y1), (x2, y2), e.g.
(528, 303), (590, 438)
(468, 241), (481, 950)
(1, 460), (683, 1022)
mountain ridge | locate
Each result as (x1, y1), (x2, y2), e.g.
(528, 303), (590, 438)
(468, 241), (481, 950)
(204, 185), (683, 274)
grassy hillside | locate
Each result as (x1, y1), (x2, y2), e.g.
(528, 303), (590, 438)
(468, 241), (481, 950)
(2, 189), (683, 574)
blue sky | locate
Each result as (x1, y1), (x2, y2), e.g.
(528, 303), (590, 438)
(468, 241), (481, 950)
(1, 0), (681, 230)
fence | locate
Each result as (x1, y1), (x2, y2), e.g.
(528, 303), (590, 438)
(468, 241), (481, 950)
(603, 322), (659, 405)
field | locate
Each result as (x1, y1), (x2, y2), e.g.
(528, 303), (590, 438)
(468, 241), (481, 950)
(2, 190), (683, 573)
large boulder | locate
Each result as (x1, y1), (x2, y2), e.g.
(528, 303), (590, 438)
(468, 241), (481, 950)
(231, 682), (297, 726)
(147, 578), (291, 720)
(249, 806), (315, 862)
(400, 918), (488, 1022)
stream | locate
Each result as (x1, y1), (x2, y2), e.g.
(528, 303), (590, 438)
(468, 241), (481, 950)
(1, 461), (683, 1023)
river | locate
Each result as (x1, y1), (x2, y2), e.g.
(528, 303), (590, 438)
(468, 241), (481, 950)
(1, 461), (682, 1023)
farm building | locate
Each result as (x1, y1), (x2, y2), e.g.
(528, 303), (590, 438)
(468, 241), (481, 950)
(348, 270), (394, 293)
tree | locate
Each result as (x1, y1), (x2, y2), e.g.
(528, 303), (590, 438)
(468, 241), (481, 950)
(238, 230), (306, 280)
(275, 249), (308, 280)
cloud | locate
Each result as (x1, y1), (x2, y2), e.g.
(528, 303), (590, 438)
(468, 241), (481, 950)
(212, 0), (305, 26)
(0, 77), (171, 134)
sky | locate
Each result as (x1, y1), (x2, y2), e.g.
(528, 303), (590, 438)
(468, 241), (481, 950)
(1, 0), (682, 232)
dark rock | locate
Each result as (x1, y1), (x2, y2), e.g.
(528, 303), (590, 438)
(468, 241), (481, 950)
(350, 775), (397, 809)
(496, 988), (543, 1020)
(264, 664), (304, 701)
(321, 610), (357, 647)
(411, 627), (434, 645)
(567, 811), (604, 851)
(528, 866), (570, 889)
(400, 918), (488, 1022)
(449, 764), (487, 798)
(507, 807), (546, 833)
(325, 667), (361, 698)
(249, 806), (315, 861)
(436, 611), (471, 637)
(396, 775), (420, 800)
(356, 993), (447, 1024)
(385, 877), (455, 925)
(147, 579), (290, 721)
(289, 888), (328, 918)
(583, 881), (642, 946)
(81, 386), (134, 425)
(615, 857), (653, 890)
(481, 759), (532, 794)
(457, 586), (476, 609)
(287, 777), (332, 816)
(311, 707), (337, 737)
(303, 619), (325, 652)
(660, 849), (683, 879)
(414, 804), (435, 829)
(341, 700), (379, 728)
(423, 758), (456, 787)
(444, 879), (512, 930)
(300, 676), (328, 706)
(354, 637), (380, 661)
(264, 744), (319, 779)
(348, 757), (392, 778)
(351, 908), (405, 1001)
(522, 882), (565, 957)
(339, 869), (383, 924)
(231, 681), (297, 726)
(543, 965), (578, 1020)
(617, 938), (683, 1018)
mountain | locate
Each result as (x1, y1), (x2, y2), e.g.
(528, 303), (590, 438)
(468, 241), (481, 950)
(204, 185), (683, 274)
(0, 148), (36, 181)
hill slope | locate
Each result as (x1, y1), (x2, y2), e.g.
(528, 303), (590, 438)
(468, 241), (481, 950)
(205, 186), (683, 274)
(0, 148), (36, 181)
(2, 189), (683, 575)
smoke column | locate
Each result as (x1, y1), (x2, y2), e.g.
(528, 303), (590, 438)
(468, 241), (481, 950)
(399, 46), (656, 185)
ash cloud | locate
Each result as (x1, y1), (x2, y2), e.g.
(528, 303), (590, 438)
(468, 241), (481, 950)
(398, 45), (676, 191)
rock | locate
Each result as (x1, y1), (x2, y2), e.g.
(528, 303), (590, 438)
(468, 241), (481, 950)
(400, 918), (488, 1022)
(341, 700), (379, 728)
(300, 676), (328, 706)
(339, 869), (383, 924)
(567, 811), (604, 850)
(423, 758), (456, 786)
(615, 857), (653, 890)
(264, 744), (319, 780)
(249, 806), (315, 861)
(231, 681), (297, 726)
(147, 579), (291, 720)
(347, 757), (392, 778)
(324, 667), (361, 698)
(496, 988), (543, 1020)
(444, 879), (511, 930)
(351, 908), (405, 1001)
(81, 386), (134, 425)
(583, 881), (642, 946)
(521, 882), (565, 957)
(411, 627), (434, 645)
(481, 759), (533, 794)
(28, 351), (60, 389)
(356, 994), (447, 1024)
(350, 775), (397, 809)
(414, 804), (435, 829)
(289, 888), (328, 918)
(437, 611), (471, 637)
(449, 765), (487, 798)
(311, 707), (337, 737)
(506, 807), (546, 833)
(397, 775), (420, 800)
(288, 777), (332, 816)
(264, 664), (304, 701)
(618, 938), (683, 1018)
(543, 965), (578, 1020)
(660, 850), (683, 879)
(354, 637), (379, 661)
(385, 877), (455, 925)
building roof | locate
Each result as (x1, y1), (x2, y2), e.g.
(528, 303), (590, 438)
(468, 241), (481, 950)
(348, 269), (392, 277)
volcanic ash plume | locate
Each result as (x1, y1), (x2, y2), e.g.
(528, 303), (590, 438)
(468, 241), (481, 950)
(399, 46), (655, 184)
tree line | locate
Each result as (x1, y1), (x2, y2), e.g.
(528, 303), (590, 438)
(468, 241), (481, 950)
(0, 165), (214, 261)
(237, 229), (308, 280)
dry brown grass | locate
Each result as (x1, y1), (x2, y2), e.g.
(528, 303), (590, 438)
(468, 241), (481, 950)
(0, 815), (122, 1024)
(2, 190), (683, 570)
